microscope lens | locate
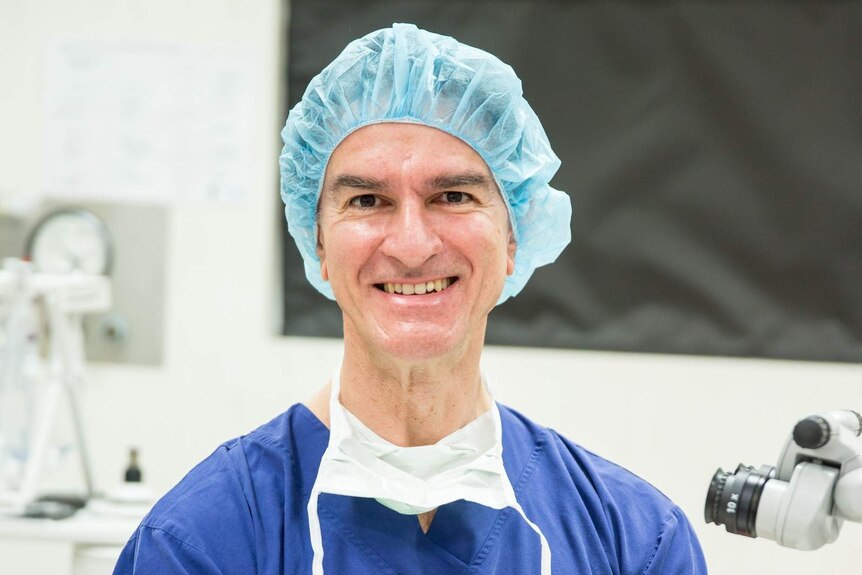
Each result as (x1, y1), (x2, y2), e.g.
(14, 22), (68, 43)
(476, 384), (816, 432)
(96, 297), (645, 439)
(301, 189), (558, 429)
(705, 464), (772, 538)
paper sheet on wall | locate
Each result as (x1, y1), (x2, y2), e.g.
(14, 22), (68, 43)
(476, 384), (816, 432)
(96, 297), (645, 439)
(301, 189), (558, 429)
(43, 43), (254, 205)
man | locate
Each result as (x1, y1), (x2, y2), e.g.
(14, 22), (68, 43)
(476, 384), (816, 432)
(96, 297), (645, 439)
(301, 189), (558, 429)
(115, 24), (707, 574)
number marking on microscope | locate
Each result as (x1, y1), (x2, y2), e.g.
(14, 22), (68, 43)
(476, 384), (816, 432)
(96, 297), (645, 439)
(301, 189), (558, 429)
(727, 493), (739, 514)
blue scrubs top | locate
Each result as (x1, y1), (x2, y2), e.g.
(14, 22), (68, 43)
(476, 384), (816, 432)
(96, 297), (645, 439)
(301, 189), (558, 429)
(114, 404), (707, 574)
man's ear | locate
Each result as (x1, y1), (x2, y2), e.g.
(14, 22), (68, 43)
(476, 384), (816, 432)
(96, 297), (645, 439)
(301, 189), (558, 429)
(320, 259), (329, 281)
(506, 232), (516, 276)
(317, 231), (328, 281)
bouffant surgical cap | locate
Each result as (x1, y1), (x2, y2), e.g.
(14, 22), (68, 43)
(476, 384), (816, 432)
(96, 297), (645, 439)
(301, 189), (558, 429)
(279, 23), (571, 303)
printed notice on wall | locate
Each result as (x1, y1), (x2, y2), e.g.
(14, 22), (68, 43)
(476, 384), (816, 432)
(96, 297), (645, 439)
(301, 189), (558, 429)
(43, 42), (254, 204)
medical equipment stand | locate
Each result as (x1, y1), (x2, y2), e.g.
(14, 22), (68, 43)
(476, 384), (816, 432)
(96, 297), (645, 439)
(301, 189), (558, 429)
(0, 259), (110, 514)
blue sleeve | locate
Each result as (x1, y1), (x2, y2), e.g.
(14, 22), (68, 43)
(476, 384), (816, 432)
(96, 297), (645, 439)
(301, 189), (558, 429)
(112, 440), (260, 575)
(641, 507), (708, 575)
(113, 526), (226, 575)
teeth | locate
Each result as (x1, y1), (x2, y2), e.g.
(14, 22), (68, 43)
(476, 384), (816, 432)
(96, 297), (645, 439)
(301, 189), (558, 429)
(383, 278), (453, 295)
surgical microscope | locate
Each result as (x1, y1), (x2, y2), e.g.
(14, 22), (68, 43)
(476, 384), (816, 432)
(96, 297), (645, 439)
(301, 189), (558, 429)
(705, 410), (862, 550)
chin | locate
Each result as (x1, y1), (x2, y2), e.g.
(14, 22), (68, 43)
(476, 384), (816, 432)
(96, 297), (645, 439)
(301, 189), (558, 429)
(374, 324), (469, 362)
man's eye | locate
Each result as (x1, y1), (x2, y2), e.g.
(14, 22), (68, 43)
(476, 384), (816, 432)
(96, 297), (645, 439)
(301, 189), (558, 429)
(442, 191), (471, 204)
(349, 194), (378, 208)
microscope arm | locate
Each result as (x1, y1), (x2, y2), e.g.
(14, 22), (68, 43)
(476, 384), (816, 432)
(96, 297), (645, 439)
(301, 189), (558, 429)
(755, 462), (841, 550)
(834, 464), (862, 522)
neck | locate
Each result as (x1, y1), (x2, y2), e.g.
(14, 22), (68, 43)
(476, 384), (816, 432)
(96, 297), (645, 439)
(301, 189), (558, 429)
(339, 352), (490, 446)
(309, 321), (491, 446)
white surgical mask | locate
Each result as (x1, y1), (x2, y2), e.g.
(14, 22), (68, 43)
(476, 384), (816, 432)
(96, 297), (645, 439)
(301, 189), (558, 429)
(306, 366), (551, 574)
(345, 406), (498, 514)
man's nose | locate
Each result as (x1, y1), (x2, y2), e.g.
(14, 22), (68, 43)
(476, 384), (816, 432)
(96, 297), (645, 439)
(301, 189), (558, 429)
(380, 200), (443, 269)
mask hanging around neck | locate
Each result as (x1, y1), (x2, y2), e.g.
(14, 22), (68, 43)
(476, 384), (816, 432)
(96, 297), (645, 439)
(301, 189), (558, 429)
(306, 363), (551, 574)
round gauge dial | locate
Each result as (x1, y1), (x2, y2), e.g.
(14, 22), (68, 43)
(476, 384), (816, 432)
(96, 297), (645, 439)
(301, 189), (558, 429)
(26, 209), (113, 275)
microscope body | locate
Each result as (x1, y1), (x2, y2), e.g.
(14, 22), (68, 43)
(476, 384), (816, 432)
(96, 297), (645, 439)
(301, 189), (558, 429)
(706, 410), (862, 550)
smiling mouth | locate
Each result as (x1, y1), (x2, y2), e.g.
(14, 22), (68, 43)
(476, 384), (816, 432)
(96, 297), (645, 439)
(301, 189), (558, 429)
(375, 277), (458, 295)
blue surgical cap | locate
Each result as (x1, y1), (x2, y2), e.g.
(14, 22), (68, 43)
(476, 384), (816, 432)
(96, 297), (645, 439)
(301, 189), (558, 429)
(279, 23), (571, 303)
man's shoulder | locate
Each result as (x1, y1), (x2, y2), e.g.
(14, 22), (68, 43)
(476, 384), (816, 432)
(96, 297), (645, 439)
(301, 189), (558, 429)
(140, 404), (318, 543)
(499, 403), (677, 520)
(115, 405), (325, 573)
(499, 404), (705, 573)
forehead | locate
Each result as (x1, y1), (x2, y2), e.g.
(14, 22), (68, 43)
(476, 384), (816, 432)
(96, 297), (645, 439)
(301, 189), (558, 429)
(323, 123), (494, 184)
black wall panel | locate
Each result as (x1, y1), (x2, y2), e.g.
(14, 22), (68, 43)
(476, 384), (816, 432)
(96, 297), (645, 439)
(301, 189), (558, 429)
(280, 1), (862, 363)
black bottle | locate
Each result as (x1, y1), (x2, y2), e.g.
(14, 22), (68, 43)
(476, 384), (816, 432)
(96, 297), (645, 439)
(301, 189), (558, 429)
(125, 447), (142, 483)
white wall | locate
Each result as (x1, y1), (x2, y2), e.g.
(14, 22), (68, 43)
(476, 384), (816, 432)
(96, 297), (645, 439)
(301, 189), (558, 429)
(2, 1), (860, 573)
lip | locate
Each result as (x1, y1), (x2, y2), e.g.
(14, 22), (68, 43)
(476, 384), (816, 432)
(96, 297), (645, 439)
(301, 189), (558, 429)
(370, 277), (460, 304)
(372, 276), (459, 294)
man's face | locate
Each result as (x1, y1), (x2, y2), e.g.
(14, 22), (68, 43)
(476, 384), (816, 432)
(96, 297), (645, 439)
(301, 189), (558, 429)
(317, 123), (516, 362)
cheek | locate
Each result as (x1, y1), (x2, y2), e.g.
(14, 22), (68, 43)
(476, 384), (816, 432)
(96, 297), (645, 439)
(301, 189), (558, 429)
(449, 217), (511, 269)
(321, 221), (382, 280)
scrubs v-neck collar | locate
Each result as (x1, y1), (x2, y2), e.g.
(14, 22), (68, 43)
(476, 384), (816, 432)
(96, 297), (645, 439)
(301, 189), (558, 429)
(294, 403), (547, 573)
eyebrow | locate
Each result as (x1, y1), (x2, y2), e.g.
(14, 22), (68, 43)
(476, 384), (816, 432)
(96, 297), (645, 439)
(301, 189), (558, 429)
(431, 173), (493, 191)
(328, 175), (389, 193)
(326, 171), (494, 196)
